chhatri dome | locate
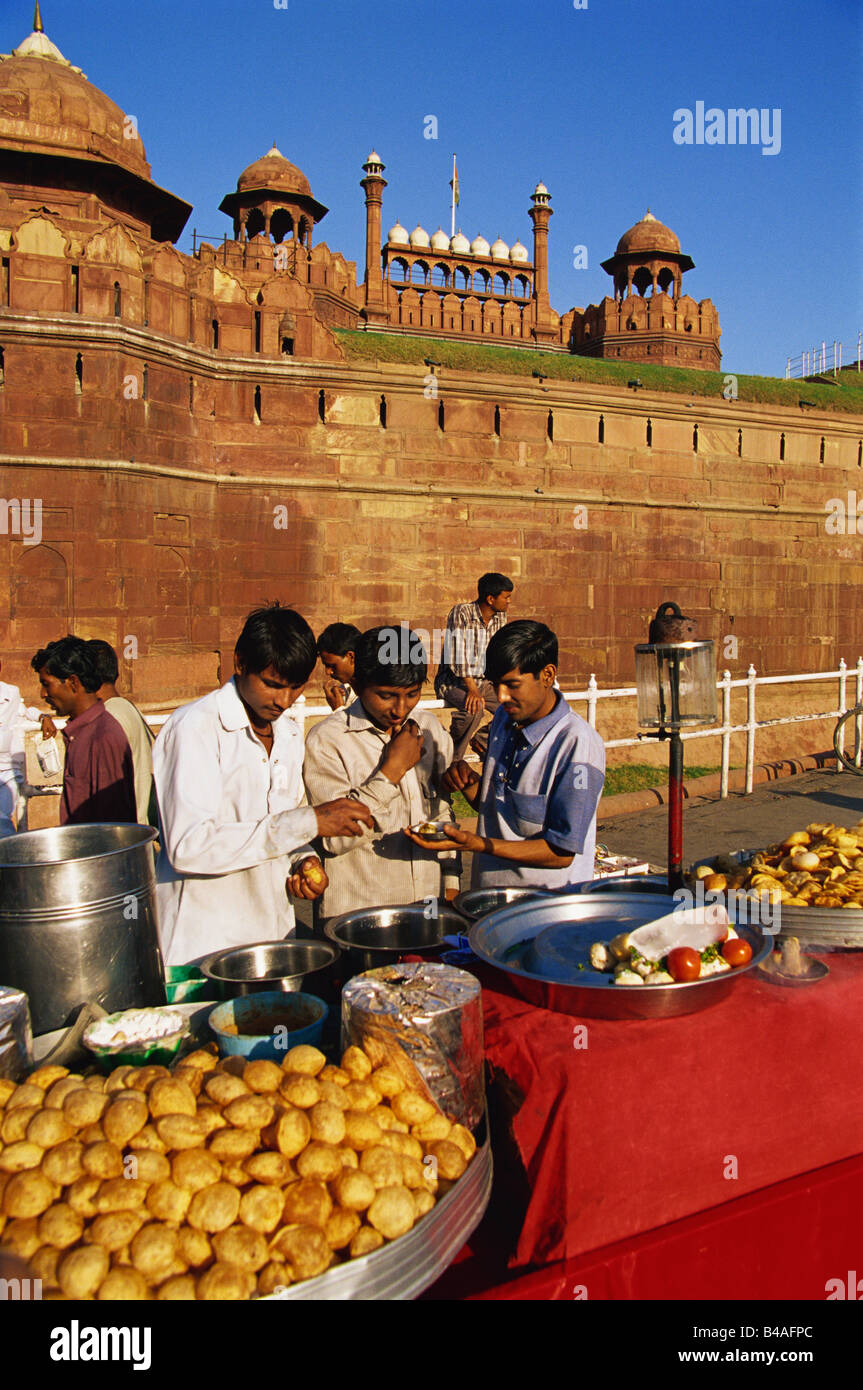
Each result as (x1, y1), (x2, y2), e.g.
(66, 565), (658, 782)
(236, 145), (313, 200)
(616, 210), (681, 255)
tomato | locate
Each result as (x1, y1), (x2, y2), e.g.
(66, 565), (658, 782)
(722, 937), (753, 967)
(667, 947), (701, 982)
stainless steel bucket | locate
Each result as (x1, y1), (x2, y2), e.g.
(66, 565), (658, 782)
(0, 824), (165, 1035)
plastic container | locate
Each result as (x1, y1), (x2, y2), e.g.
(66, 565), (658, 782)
(208, 991), (327, 1061)
(82, 1007), (189, 1071)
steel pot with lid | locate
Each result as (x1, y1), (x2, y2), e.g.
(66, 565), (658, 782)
(0, 823), (165, 1035)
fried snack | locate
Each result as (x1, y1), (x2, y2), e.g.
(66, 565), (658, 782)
(294, 1141), (340, 1183)
(338, 1147), (359, 1169)
(399, 1156), (427, 1190)
(30, 1242), (62, 1287)
(187, 1181), (241, 1233)
(44, 1077), (85, 1110)
(223, 1093), (275, 1130)
(104, 1066), (135, 1093)
(130, 1222), (183, 1282)
(281, 1178), (332, 1229)
(370, 1065), (405, 1099)
(274, 1224), (331, 1281)
(38, 1202), (84, 1249)
(1, 1215), (41, 1258)
(341, 1046), (373, 1081)
(367, 1185), (416, 1240)
(79, 1123), (107, 1145)
(172, 1067), (203, 1098)
(3, 1168), (55, 1218)
(257, 1260), (291, 1296)
(349, 1226), (384, 1257)
(391, 1090), (437, 1127)
(83, 1074), (108, 1093)
(279, 1074), (321, 1109)
(103, 1094), (149, 1147)
(309, 1101), (347, 1146)
(319, 1065), (350, 1087)
(425, 1139), (467, 1180)
(172, 1147), (222, 1192)
(148, 1078), (197, 1119)
(127, 1124), (167, 1154)
(204, 1072), (249, 1107)
(379, 1131), (423, 1162)
(333, 1168), (376, 1212)
(157, 1274), (197, 1300)
(342, 1111), (383, 1152)
(145, 1180), (192, 1224)
(208, 1126), (259, 1161)
(27, 1109), (76, 1150)
(124, 1150), (171, 1185)
(282, 1045), (326, 1078)
(179, 1048), (219, 1073)
(95, 1178), (149, 1213)
(239, 1184), (285, 1234)
(195, 1105), (227, 1137)
(88, 1209), (146, 1251)
(125, 1065), (171, 1093)
(66, 1176), (101, 1218)
(176, 1225), (212, 1269)
(243, 1060), (283, 1094)
(411, 1113), (453, 1143)
(1, 1105), (41, 1144)
(243, 1151), (294, 1186)
(0, 1141), (44, 1172)
(0, 1077), (16, 1105)
(342, 1081), (379, 1113)
(197, 1262), (255, 1301)
(6, 1083), (44, 1111)
(318, 1080), (350, 1111)
(62, 1088), (109, 1130)
(271, 1108), (311, 1159)
(220, 1160), (254, 1188)
(359, 1145), (405, 1190)
(448, 1124), (477, 1162)
(28, 1065), (69, 1091)
(325, 1207), (361, 1251)
(58, 1244), (110, 1299)
(212, 1223), (268, 1271)
(155, 1114), (205, 1150)
(413, 1189), (436, 1218)
(82, 1140), (124, 1181)
(97, 1268), (151, 1300)
(373, 1107), (408, 1133)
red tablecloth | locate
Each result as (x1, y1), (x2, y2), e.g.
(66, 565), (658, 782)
(475, 951), (863, 1270)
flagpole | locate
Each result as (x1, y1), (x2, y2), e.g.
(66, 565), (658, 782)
(451, 153), (456, 238)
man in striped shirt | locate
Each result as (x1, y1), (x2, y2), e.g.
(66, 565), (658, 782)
(434, 572), (513, 760)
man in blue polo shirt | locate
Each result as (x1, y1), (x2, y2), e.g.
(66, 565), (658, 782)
(407, 621), (605, 889)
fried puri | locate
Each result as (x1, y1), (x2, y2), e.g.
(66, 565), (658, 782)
(238, 1184), (284, 1234)
(88, 1209), (146, 1251)
(2, 1169), (55, 1218)
(324, 1207), (361, 1250)
(333, 1168), (376, 1212)
(212, 1223), (268, 1271)
(242, 1060), (283, 1094)
(282, 1045), (326, 1077)
(279, 1074), (320, 1109)
(187, 1182), (241, 1233)
(281, 1178), (332, 1228)
(148, 1077), (197, 1119)
(103, 1094), (149, 1146)
(295, 1142), (342, 1183)
(367, 1185), (416, 1240)
(340, 1046), (372, 1080)
(172, 1147), (222, 1192)
(58, 1244), (110, 1299)
(97, 1268), (151, 1300)
(274, 1224), (331, 1280)
(243, 1151), (294, 1186)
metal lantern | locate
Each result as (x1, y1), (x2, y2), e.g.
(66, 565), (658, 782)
(635, 603), (717, 890)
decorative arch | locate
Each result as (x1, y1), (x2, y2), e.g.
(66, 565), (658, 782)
(12, 543), (69, 619)
(410, 261), (429, 287)
(431, 263), (450, 288)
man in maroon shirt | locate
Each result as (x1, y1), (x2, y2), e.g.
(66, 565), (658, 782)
(31, 637), (136, 825)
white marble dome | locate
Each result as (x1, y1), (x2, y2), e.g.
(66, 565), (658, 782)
(470, 234), (490, 257)
(387, 221), (410, 246)
(409, 224), (431, 249)
(490, 236), (510, 261)
(450, 230), (470, 254)
(430, 226), (450, 252)
(510, 240), (529, 263)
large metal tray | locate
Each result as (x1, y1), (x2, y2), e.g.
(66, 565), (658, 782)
(469, 892), (770, 1020)
(694, 851), (863, 949)
(262, 1119), (493, 1300)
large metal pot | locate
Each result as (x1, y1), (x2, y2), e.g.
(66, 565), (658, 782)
(0, 824), (165, 1034)
(325, 904), (465, 977)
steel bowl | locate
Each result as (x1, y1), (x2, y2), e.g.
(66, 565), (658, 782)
(576, 875), (670, 895)
(324, 904), (466, 975)
(453, 886), (549, 921)
(199, 939), (340, 998)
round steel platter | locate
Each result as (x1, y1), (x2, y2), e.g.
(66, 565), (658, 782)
(469, 892), (771, 1020)
(693, 852), (863, 949)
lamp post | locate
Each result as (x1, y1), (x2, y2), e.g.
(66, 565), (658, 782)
(635, 602), (717, 891)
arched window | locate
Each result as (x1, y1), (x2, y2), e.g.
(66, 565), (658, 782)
(380, 394), (387, 428)
(410, 261), (429, 286)
(646, 418), (652, 447)
(245, 209), (265, 240)
(281, 336), (294, 356)
(737, 429), (743, 458)
(254, 385), (261, 423)
(473, 269), (490, 295)
(492, 272), (509, 297)
(70, 264), (79, 313)
(494, 404), (501, 437)
(546, 410), (553, 442)
(438, 399), (445, 431)
(389, 258), (408, 284)
(270, 209), (294, 244)
(779, 432), (785, 461)
(693, 424), (699, 452)
(431, 263), (450, 288)
(75, 352), (83, 395)
(515, 275), (530, 299)
(189, 376), (194, 414)
(142, 364), (149, 401)
(454, 266), (470, 292)
(113, 281), (121, 317)
(598, 414), (604, 444)
(212, 319), (219, 349)
(318, 388), (325, 423)
(820, 436), (825, 463)
(254, 310), (262, 353)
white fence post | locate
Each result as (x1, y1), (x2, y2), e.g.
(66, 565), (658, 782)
(720, 669), (732, 798)
(855, 658), (863, 769)
(745, 665), (757, 794)
(587, 674), (598, 728)
(837, 658), (848, 772)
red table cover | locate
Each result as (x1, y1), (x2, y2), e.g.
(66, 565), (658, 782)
(477, 951), (863, 1269)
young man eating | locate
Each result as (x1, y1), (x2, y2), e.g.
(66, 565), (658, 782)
(304, 624), (460, 920)
(410, 620), (605, 890)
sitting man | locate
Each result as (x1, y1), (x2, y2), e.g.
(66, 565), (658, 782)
(410, 620), (605, 891)
(434, 571), (513, 760)
(316, 622), (361, 712)
(304, 624), (460, 922)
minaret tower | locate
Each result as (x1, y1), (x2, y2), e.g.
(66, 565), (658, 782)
(529, 180), (555, 344)
(360, 151), (389, 326)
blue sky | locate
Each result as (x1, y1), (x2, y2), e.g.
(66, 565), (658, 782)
(4, 0), (861, 375)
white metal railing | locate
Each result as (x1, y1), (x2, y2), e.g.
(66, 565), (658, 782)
(785, 334), (862, 379)
(24, 658), (862, 802)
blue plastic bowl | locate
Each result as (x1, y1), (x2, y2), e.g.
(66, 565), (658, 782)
(207, 990), (328, 1062)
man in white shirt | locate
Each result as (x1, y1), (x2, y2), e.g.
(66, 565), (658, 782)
(0, 659), (49, 836)
(153, 606), (371, 965)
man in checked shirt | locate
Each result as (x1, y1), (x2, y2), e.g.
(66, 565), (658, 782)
(434, 571), (513, 760)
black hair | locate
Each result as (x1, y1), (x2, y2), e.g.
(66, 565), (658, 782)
(31, 635), (101, 692)
(87, 639), (119, 685)
(234, 604), (317, 683)
(353, 624), (428, 691)
(478, 571), (514, 602)
(317, 622), (362, 658)
(485, 620), (558, 683)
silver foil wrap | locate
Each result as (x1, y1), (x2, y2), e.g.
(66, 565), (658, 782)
(0, 985), (33, 1080)
(341, 962), (484, 1131)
